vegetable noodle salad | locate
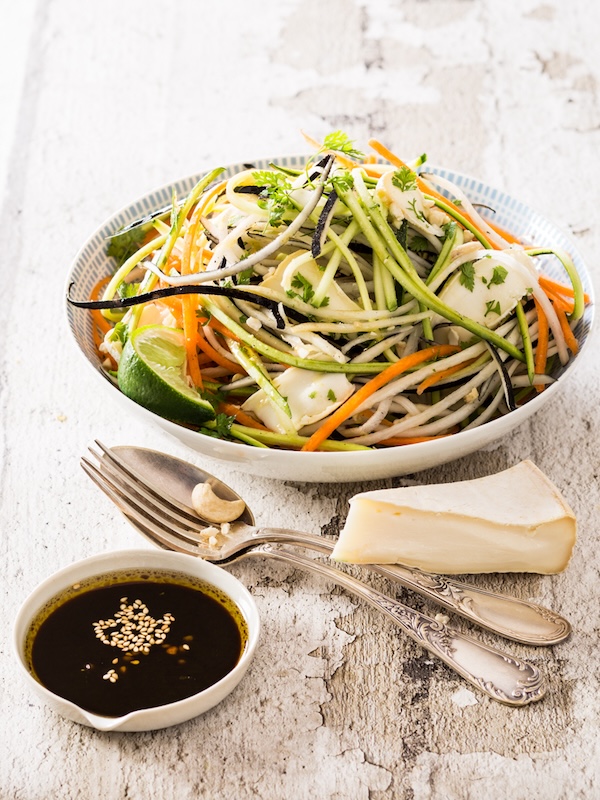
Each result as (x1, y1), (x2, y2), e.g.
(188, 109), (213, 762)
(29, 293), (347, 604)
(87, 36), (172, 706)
(70, 133), (590, 453)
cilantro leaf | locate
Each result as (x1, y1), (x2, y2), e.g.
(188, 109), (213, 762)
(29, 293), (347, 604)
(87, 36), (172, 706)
(485, 300), (502, 317)
(287, 272), (329, 307)
(252, 170), (294, 227)
(408, 234), (435, 253)
(331, 172), (354, 193)
(213, 412), (235, 438)
(392, 165), (418, 192)
(199, 412), (234, 440)
(322, 131), (364, 160)
(489, 266), (508, 287)
(459, 262), (476, 292)
(106, 226), (146, 267)
(117, 281), (141, 299)
(291, 272), (315, 304)
(112, 321), (129, 345)
(235, 267), (254, 285)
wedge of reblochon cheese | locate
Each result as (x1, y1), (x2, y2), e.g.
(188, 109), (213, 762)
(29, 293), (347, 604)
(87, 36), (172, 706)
(332, 461), (576, 574)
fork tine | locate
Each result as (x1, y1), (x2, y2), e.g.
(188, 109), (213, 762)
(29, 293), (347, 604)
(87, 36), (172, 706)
(91, 441), (203, 525)
(81, 457), (207, 553)
(86, 448), (208, 538)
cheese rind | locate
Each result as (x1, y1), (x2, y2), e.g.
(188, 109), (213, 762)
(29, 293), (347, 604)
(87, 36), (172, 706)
(332, 461), (576, 574)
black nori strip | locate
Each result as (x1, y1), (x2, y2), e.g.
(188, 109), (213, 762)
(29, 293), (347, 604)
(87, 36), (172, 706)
(484, 342), (517, 411)
(233, 185), (264, 195)
(105, 206), (173, 240)
(311, 189), (338, 258)
(348, 241), (372, 255)
(306, 155), (332, 183)
(67, 283), (286, 328)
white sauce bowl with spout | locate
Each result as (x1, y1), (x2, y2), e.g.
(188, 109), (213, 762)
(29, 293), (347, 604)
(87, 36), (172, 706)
(13, 549), (260, 732)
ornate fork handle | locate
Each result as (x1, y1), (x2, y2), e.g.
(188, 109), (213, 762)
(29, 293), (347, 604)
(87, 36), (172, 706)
(247, 543), (545, 706)
(251, 527), (570, 646)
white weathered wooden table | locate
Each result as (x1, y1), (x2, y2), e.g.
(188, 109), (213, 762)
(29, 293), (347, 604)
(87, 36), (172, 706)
(1, 1), (599, 797)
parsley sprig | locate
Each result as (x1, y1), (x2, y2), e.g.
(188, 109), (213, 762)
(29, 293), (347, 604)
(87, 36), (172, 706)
(322, 131), (364, 160)
(252, 170), (294, 227)
(286, 272), (330, 308)
(391, 165), (418, 192)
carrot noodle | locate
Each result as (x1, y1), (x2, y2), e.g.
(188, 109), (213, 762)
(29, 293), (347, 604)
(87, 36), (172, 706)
(218, 401), (269, 430)
(86, 132), (589, 451)
(181, 213), (204, 387)
(416, 358), (478, 395)
(533, 297), (549, 393)
(539, 275), (590, 306)
(543, 286), (574, 314)
(378, 433), (455, 446)
(553, 304), (579, 355)
(196, 330), (244, 373)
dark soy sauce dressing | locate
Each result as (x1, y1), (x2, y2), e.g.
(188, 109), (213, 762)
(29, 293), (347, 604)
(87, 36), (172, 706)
(26, 569), (247, 717)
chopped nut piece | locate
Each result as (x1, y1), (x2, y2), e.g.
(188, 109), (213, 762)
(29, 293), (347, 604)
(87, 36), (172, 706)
(191, 482), (246, 523)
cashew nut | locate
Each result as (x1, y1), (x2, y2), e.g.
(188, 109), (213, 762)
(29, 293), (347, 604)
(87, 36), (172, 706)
(191, 482), (246, 524)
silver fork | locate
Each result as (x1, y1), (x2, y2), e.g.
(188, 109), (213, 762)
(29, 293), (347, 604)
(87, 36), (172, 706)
(82, 442), (570, 647)
(81, 444), (547, 706)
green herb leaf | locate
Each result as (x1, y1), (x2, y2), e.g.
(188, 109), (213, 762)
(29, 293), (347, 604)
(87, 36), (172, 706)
(392, 165), (418, 192)
(489, 266), (508, 287)
(332, 172), (354, 193)
(485, 300), (502, 317)
(112, 321), (129, 345)
(252, 170), (294, 227)
(322, 131), (364, 160)
(291, 272), (315, 304)
(327, 389), (337, 402)
(407, 197), (428, 223)
(459, 262), (476, 292)
(235, 267), (254, 285)
(213, 412), (235, 438)
(117, 281), (141, 299)
(106, 227), (147, 267)
(408, 234), (435, 253)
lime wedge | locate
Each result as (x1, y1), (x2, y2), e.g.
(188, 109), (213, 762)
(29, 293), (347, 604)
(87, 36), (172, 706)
(117, 325), (215, 425)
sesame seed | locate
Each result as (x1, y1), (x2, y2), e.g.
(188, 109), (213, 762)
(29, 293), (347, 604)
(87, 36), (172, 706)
(92, 599), (175, 658)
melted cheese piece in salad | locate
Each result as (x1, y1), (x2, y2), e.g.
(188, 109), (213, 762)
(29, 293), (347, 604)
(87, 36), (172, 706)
(332, 461), (576, 574)
(242, 368), (355, 434)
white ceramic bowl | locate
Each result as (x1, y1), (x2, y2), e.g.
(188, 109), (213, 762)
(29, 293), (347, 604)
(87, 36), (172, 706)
(13, 549), (260, 732)
(66, 157), (595, 482)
